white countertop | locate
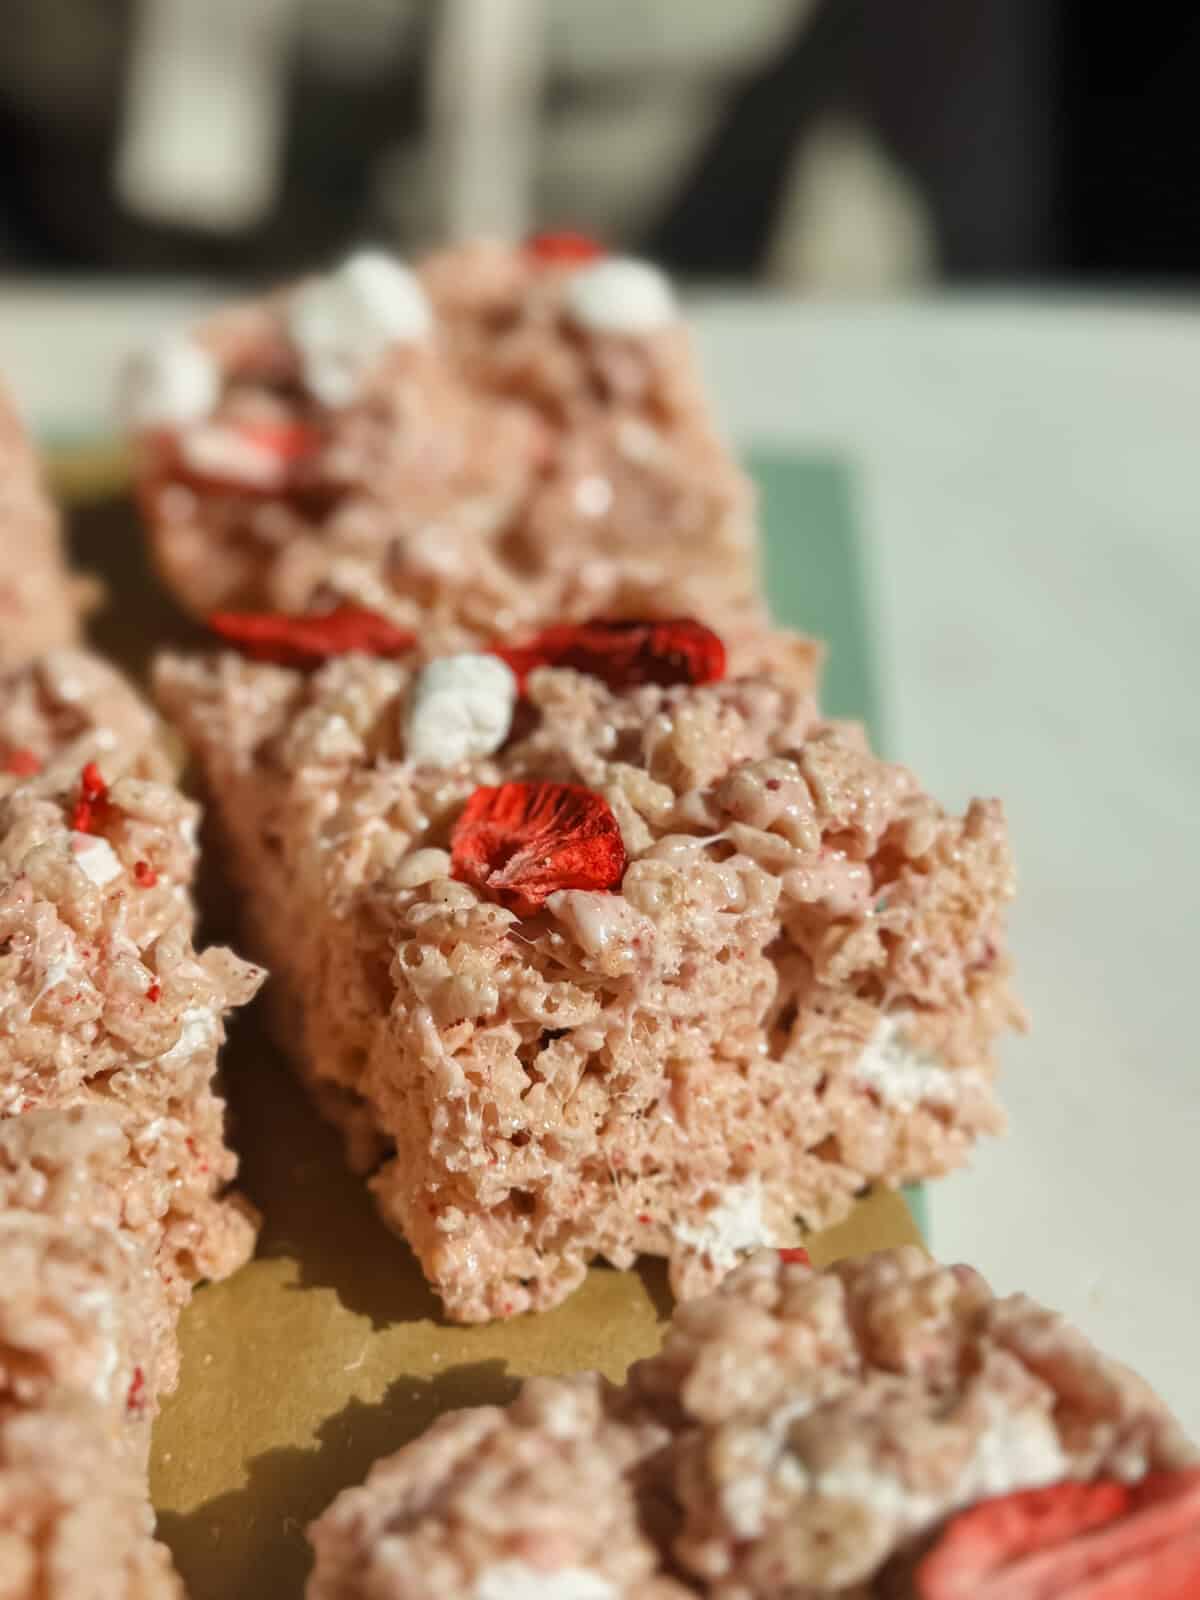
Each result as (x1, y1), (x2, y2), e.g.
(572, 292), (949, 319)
(3, 283), (1197, 1434)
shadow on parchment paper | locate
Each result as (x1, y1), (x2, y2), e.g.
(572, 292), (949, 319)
(65, 492), (206, 683)
(156, 1360), (522, 1600)
(221, 1005), (445, 1330)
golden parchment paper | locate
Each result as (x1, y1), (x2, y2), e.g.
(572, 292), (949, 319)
(55, 456), (923, 1600)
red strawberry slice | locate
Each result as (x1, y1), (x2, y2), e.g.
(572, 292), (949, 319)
(232, 419), (323, 463)
(207, 605), (416, 669)
(450, 781), (627, 917)
(917, 1469), (1200, 1600)
(525, 230), (605, 266)
(494, 617), (726, 693)
(168, 417), (323, 494)
(2, 748), (41, 777)
(70, 761), (110, 834)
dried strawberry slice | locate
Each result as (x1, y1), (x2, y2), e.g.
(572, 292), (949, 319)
(450, 781), (627, 917)
(917, 1469), (1200, 1600)
(70, 762), (110, 834)
(232, 419), (323, 462)
(207, 605), (416, 669)
(125, 1366), (147, 1417)
(494, 618), (726, 692)
(778, 1247), (811, 1266)
(166, 417), (323, 495)
(2, 747), (41, 777)
(525, 229), (605, 266)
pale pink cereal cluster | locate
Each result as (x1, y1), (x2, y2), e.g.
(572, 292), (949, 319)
(0, 1398), (183, 1600)
(0, 382), (79, 666)
(0, 650), (175, 798)
(156, 643), (1019, 1324)
(129, 242), (763, 648)
(0, 652), (263, 1597)
(308, 1376), (685, 1600)
(308, 1247), (1197, 1599)
(0, 650), (264, 1322)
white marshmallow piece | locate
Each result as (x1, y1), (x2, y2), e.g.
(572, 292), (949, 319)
(405, 653), (517, 768)
(177, 423), (290, 490)
(119, 333), (220, 429)
(563, 256), (678, 337)
(853, 1013), (969, 1111)
(673, 1178), (775, 1271)
(70, 833), (123, 887)
(475, 1566), (617, 1600)
(288, 250), (433, 407)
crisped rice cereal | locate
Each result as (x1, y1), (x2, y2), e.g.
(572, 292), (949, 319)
(0, 1396), (182, 1600)
(128, 243), (763, 649)
(0, 653), (264, 1314)
(157, 639), (1019, 1323)
(308, 1248), (1196, 1599)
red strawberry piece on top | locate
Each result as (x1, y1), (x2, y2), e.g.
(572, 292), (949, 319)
(525, 230), (605, 266)
(169, 417), (323, 495)
(494, 617), (726, 693)
(2, 748), (41, 777)
(450, 781), (627, 918)
(232, 419), (323, 463)
(917, 1468), (1200, 1599)
(70, 762), (110, 834)
(778, 1247), (811, 1266)
(207, 605), (416, 669)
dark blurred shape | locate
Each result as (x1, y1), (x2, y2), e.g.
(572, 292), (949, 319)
(0, 1), (1197, 285)
(1060, 6), (1200, 281)
(644, 0), (1056, 280)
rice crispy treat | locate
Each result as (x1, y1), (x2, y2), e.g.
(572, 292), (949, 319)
(419, 238), (761, 627)
(307, 1374), (686, 1600)
(0, 383), (79, 666)
(156, 637), (1019, 1324)
(0, 651), (175, 797)
(0, 1106), (233, 1398)
(307, 1247), (1198, 1600)
(126, 242), (763, 645)
(0, 1396), (182, 1600)
(0, 1213), (168, 1468)
(0, 655), (265, 1310)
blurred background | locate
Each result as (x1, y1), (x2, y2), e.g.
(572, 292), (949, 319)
(0, 0), (1193, 291)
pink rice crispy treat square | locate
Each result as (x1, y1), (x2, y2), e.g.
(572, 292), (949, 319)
(0, 1211), (168, 1471)
(0, 652), (265, 1316)
(0, 383), (80, 667)
(0, 1395), (183, 1600)
(156, 635), (1020, 1325)
(127, 242), (762, 647)
(419, 239), (761, 623)
(307, 1248), (1197, 1600)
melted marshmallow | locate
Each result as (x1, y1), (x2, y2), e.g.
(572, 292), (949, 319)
(76, 1282), (123, 1406)
(70, 833), (122, 887)
(807, 1404), (1067, 1538)
(563, 256), (677, 336)
(289, 250), (433, 406)
(673, 1178), (775, 1270)
(405, 653), (517, 768)
(474, 1564), (616, 1600)
(854, 1014), (968, 1112)
(160, 1005), (218, 1066)
(120, 334), (219, 429)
